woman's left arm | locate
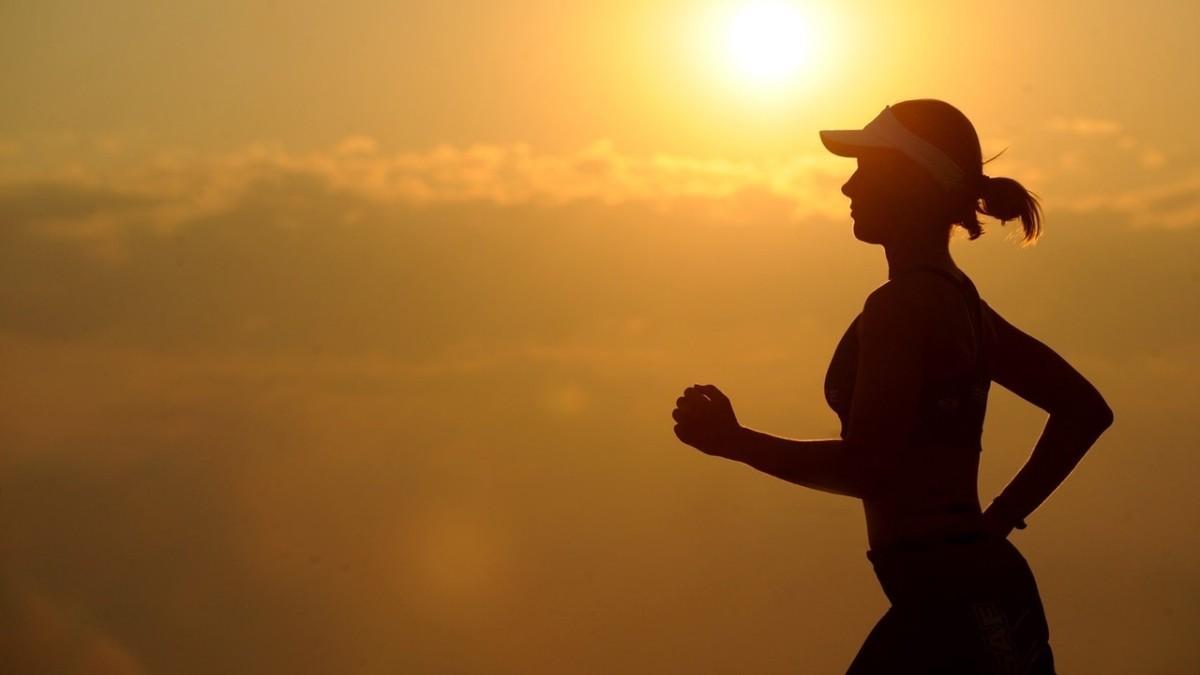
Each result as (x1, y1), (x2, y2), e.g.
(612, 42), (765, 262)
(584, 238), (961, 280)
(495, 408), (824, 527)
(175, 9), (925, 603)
(717, 285), (924, 499)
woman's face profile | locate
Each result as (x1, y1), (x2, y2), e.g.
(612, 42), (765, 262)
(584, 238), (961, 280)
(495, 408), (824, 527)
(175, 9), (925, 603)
(841, 150), (942, 245)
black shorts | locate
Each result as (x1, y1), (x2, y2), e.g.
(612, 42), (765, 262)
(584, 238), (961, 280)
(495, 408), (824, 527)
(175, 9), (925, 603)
(846, 532), (1056, 674)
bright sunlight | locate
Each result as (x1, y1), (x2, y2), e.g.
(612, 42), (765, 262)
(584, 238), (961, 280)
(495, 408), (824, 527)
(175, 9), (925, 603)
(725, 1), (815, 89)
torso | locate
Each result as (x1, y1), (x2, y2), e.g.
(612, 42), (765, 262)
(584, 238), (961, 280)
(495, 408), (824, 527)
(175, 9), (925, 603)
(824, 266), (995, 551)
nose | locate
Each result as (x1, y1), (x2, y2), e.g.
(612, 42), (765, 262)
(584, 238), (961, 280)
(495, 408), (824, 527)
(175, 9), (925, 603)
(841, 169), (858, 199)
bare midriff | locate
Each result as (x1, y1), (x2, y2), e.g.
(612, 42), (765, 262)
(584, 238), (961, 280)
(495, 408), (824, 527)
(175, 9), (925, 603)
(862, 442), (984, 552)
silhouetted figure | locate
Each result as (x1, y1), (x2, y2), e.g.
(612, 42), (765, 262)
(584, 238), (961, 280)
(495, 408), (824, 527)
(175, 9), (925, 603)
(671, 99), (1113, 674)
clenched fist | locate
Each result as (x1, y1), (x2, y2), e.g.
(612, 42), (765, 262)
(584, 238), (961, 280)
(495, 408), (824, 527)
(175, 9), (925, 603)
(672, 384), (743, 458)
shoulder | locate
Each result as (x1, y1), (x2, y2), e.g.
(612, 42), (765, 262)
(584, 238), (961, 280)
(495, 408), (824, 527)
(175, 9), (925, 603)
(857, 279), (932, 349)
(861, 277), (935, 329)
(864, 276), (926, 309)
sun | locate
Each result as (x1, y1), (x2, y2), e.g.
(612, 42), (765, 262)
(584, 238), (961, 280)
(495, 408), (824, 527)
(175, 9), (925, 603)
(724, 2), (815, 89)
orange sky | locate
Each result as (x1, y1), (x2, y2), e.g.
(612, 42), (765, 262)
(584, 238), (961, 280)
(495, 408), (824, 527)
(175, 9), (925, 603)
(2, 2), (1199, 674)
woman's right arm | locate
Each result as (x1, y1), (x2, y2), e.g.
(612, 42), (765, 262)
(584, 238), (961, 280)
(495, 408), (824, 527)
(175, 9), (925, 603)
(982, 303), (1115, 534)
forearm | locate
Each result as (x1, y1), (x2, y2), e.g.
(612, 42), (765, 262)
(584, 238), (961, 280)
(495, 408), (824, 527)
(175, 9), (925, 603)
(721, 426), (873, 499)
(987, 411), (1113, 528)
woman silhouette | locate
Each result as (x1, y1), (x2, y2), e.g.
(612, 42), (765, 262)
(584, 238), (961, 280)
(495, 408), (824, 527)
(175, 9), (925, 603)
(671, 99), (1113, 674)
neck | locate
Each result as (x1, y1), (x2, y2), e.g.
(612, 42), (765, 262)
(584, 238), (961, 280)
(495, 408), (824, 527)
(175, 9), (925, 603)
(883, 237), (956, 280)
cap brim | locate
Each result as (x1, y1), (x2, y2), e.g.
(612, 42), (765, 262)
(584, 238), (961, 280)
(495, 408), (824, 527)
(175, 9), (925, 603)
(819, 129), (888, 157)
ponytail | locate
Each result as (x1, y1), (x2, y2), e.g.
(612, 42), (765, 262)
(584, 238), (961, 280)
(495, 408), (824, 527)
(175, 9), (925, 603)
(952, 173), (1043, 245)
(978, 175), (1042, 244)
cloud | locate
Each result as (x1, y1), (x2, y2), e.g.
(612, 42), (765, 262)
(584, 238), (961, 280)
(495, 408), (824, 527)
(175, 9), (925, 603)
(0, 137), (850, 249)
(2, 137), (1199, 362)
(1061, 171), (1200, 228)
(7, 127), (1200, 275)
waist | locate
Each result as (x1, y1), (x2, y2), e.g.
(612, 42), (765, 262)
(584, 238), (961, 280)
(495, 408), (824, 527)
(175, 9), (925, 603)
(863, 499), (985, 555)
(866, 529), (989, 563)
(864, 532), (1035, 609)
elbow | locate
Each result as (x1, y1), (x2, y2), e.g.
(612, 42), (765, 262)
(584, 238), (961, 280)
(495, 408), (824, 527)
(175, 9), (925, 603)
(1085, 391), (1115, 432)
(1095, 399), (1115, 431)
(1052, 395), (1114, 434)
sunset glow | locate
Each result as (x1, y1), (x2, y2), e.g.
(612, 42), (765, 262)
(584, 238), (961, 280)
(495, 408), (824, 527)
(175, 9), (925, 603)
(3, 1), (1198, 673)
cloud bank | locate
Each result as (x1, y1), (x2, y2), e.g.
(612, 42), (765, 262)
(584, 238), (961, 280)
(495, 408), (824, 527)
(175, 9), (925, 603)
(2, 133), (1199, 674)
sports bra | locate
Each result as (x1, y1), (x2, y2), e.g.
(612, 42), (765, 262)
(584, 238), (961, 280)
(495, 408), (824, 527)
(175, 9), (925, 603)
(823, 266), (991, 449)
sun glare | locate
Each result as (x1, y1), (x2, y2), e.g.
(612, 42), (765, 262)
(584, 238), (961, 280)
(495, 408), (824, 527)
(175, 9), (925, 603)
(725, 2), (815, 88)
(715, 1), (820, 93)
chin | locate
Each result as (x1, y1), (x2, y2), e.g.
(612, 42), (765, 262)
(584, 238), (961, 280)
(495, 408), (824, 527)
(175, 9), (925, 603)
(852, 219), (885, 245)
